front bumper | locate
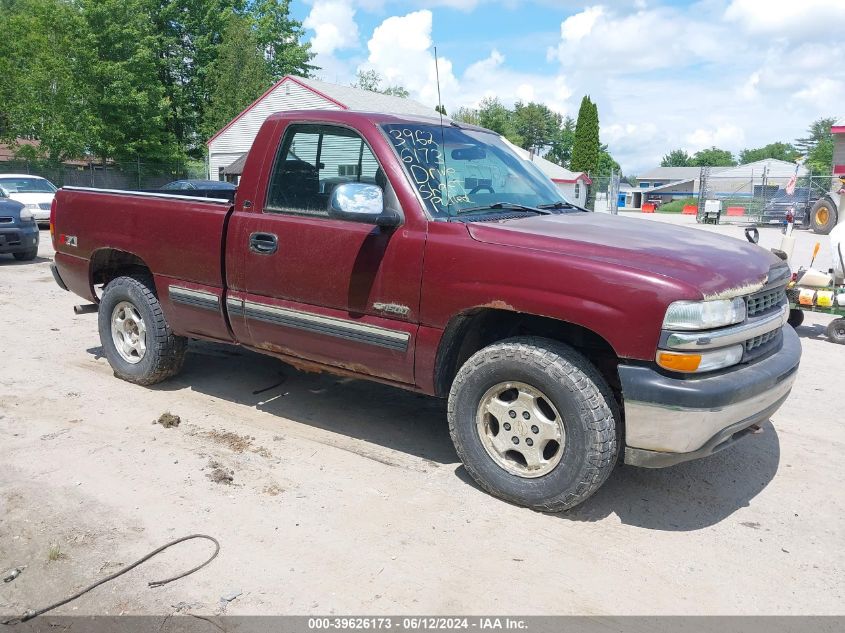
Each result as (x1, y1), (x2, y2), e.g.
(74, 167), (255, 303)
(620, 325), (801, 468)
(0, 223), (39, 254)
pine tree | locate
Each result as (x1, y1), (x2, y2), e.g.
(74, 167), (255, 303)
(570, 96), (599, 174)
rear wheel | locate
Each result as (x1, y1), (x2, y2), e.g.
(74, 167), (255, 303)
(448, 337), (618, 512)
(827, 318), (845, 345)
(98, 276), (187, 385)
(810, 199), (837, 235)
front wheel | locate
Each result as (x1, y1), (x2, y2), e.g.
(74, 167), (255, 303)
(98, 276), (187, 385)
(788, 308), (804, 328)
(12, 248), (38, 261)
(448, 337), (618, 512)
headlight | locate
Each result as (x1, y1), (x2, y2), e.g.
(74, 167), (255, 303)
(656, 344), (744, 373)
(19, 206), (35, 222)
(663, 298), (746, 330)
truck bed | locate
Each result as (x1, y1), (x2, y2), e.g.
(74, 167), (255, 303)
(53, 187), (234, 340)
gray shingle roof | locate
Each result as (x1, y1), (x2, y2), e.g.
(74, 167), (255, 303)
(638, 166), (729, 181)
(295, 76), (437, 117)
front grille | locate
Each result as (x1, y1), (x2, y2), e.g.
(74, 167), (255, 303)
(746, 329), (779, 352)
(38, 202), (52, 210)
(746, 287), (785, 317)
(0, 216), (13, 223)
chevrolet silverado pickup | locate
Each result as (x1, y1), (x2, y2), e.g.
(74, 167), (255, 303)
(50, 110), (801, 511)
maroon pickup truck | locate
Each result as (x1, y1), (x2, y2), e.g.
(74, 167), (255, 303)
(50, 110), (801, 511)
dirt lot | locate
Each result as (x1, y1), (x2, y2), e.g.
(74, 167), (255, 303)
(1, 217), (843, 617)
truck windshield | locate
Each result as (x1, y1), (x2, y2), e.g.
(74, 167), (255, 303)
(381, 123), (568, 218)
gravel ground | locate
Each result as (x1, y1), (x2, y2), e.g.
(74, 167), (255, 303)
(0, 218), (843, 618)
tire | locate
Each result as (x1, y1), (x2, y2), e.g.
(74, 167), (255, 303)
(827, 318), (845, 345)
(787, 308), (804, 328)
(12, 248), (38, 261)
(98, 275), (187, 385)
(809, 198), (837, 235)
(448, 336), (618, 512)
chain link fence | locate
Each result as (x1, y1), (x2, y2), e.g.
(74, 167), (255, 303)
(587, 172), (621, 214)
(696, 172), (839, 225)
(0, 159), (207, 191)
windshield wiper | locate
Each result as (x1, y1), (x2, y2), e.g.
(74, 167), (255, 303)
(455, 202), (552, 216)
(537, 200), (585, 211)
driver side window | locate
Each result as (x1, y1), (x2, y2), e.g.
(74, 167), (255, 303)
(265, 124), (382, 217)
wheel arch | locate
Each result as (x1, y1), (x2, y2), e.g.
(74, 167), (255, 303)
(433, 307), (622, 403)
(89, 248), (153, 299)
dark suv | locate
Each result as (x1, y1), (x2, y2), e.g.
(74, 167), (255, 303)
(761, 187), (815, 226)
(0, 188), (39, 260)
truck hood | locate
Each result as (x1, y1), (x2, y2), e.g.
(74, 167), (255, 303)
(467, 212), (784, 298)
(9, 192), (55, 205)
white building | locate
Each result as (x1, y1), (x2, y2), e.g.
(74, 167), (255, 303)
(207, 75), (435, 182)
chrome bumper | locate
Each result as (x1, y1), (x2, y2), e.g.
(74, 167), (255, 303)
(620, 325), (801, 468)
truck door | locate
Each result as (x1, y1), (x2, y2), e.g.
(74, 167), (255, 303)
(226, 122), (425, 384)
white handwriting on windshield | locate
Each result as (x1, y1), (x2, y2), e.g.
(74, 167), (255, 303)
(388, 128), (470, 209)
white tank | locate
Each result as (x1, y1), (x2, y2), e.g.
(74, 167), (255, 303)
(831, 223), (845, 282)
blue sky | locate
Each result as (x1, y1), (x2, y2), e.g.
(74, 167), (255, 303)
(292, 1), (844, 173)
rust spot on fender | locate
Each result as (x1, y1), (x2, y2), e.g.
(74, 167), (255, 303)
(482, 299), (515, 311)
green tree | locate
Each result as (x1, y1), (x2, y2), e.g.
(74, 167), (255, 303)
(351, 70), (409, 98)
(738, 142), (800, 164)
(0, 0), (98, 162)
(250, 0), (315, 79)
(545, 116), (575, 167)
(453, 97), (522, 146)
(81, 0), (179, 161)
(796, 117), (837, 175)
(595, 144), (620, 177)
(435, 104), (447, 116)
(691, 146), (736, 167)
(661, 149), (692, 167)
(513, 101), (560, 155)
(202, 10), (273, 142)
(570, 96), (599, 174)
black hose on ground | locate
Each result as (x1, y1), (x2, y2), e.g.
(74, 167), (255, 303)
(2, 534), (220, 625)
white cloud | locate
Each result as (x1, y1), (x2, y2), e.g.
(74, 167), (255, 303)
(724, 0), (845, 36)
(304, 1), (360, 57)
(560, 5), (603, 42)
(543, 1), (845, 172)
(362, 10), (460, 107)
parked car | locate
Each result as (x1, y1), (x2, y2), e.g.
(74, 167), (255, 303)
(0, 187), (39, 260)
(760, 187), (815, 226)
(160, 179), (236, 191)
(0, 174), (57, 226)
(50, 110), (801, 511)
(154, 179), (237, 202)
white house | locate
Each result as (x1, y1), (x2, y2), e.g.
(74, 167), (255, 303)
(207, 75), (436, 182)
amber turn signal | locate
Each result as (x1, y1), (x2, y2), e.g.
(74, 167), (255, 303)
(656, 351), (702, 372)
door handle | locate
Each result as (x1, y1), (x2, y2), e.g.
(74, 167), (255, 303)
(249, 232), (278, 255)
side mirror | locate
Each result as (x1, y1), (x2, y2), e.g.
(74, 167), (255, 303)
(328, 183), (400, 227)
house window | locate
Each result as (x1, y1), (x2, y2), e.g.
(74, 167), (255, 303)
(574, 182), (581, 199)
(338, 164), (361, 177)
(639, 182), (650, 188)
(651, 182), (664, 187)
